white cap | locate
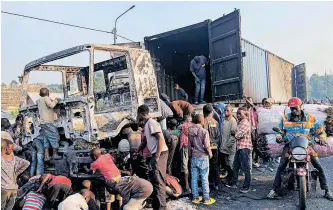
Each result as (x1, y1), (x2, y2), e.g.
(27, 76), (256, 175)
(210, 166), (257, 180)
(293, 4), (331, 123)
(118, 139), (130, 152)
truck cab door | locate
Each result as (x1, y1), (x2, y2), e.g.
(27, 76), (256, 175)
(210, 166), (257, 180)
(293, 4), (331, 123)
(292, 63), (308, 102)
(209, 9), (243, 102)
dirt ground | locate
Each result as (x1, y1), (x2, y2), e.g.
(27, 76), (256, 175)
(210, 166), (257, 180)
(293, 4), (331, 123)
(145, 156), (333, 210)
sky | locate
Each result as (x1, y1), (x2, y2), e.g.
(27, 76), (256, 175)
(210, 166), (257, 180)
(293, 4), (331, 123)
(1, 1), (333, 84)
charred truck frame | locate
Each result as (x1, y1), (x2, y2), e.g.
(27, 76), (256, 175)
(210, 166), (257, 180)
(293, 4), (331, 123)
(19, 45), (161, 202)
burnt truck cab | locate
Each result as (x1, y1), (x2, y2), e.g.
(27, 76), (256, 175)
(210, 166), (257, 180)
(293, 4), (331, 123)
(19, 44), (161, 178)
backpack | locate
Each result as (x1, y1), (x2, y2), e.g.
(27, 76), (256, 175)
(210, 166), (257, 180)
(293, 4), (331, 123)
(165, 175), (182, 197)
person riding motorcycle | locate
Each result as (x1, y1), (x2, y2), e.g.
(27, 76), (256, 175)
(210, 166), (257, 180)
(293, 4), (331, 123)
(267, 97), (333, 200)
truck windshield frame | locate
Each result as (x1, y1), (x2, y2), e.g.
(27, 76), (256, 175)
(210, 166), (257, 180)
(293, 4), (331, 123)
(20, 45), (135, 107)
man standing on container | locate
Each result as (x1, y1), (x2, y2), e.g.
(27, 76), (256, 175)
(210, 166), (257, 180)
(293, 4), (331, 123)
(190, 55), (207, 105)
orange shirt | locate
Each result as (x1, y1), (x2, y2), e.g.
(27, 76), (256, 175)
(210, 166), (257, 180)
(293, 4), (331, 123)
(171, 101), (194, 119)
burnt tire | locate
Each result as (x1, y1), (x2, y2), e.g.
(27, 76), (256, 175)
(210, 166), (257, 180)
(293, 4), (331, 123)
(299, 176), (306, 210)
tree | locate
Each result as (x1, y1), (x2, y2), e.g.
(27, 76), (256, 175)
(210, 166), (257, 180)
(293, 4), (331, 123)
(308, 73), (333, 100)
(10, 80), (18, 85)
(11, 109), (19, 119)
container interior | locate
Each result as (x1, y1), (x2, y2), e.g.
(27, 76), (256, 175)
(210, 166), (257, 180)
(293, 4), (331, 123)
(145, 23), (212, 103)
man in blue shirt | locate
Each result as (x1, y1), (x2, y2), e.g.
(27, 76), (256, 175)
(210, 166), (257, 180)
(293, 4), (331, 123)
(190, 55), (207, 105)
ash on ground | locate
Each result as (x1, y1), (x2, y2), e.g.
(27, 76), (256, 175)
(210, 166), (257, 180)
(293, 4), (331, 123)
(144, 197), (199, 210)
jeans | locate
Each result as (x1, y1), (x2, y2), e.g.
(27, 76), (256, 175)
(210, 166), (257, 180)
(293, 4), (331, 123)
(194, 78), (206, 103)
(191, 156), (210, 201)
(30, 135), (44, 176)
(231, 149), (252, 189)
(273, 146), (328, 191)
(209, 149), (220, 187)
(1, 189), (17, 210)
(40, 123), (60, 149)
(150, 151), (168, 210)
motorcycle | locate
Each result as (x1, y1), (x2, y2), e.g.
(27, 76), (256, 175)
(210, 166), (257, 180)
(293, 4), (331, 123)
(272, 127), (321, 210)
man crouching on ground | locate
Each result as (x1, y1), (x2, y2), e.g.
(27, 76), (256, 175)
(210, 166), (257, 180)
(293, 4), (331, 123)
(88, 148), (153, 210)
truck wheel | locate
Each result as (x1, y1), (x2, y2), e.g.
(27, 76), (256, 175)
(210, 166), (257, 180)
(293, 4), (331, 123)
(299, 176), (306, 210)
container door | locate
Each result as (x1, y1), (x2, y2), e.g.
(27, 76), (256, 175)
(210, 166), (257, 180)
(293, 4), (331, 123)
(292, 63), (308, 102)
(209, 9), (243, 102)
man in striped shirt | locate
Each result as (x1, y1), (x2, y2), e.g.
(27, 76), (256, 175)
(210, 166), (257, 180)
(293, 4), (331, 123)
(226, 107), (253, 193)
(22, 191), (46, 210)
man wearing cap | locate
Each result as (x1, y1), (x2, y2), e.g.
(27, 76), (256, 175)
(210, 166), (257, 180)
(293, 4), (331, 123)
(116, 139), (133, 176)
(267, 97), (333, 200)
(190, 55), (208, 105)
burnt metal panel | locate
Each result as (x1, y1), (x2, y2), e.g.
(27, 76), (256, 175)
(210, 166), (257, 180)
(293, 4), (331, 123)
(209, 9), (243, 102)
(267, 52), (294, 103)
(115, 42), (145, 49)
(241, 39), (269, 103)
(24, 45), (90, 73)
(292, 63), (308, 102)
(81, 55), (127, 73)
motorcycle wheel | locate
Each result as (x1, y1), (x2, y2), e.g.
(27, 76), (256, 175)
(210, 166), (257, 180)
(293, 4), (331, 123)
(299, 176), (307, 210)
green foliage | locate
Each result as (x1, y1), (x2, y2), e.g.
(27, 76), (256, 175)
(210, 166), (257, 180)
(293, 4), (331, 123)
(10, 80), (18, 85)
(308, 74), (333, 100)
(11, 109), (19, 119)
(48, 84), (63, 93)
(94, 71), (106, 93)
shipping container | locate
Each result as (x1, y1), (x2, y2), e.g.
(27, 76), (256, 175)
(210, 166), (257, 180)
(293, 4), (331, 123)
(267, 52), (294, 103)
(292, 63), (308, 102)
(144, 9), (307, 104)
(241, 39), (269, 103)
(145, 20), (211, 103)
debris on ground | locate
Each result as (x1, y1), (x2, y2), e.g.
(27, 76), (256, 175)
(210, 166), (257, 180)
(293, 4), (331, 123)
(144, 197), (199, 210)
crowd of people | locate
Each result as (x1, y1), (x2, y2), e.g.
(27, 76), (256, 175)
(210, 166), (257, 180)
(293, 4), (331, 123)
(2, 83), (333, 210)
(307, 98), (333, 105)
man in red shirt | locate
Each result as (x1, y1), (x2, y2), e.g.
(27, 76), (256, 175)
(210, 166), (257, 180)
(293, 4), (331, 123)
(226, 107), (253, 194)
(89, 148), (153, 210)
(87, 148), (122, 210)
(89, 148), (121, 186)
(36, 174), (72, 204)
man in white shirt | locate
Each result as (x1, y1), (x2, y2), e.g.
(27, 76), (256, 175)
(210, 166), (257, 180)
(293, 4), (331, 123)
(58, 189), (90, 210)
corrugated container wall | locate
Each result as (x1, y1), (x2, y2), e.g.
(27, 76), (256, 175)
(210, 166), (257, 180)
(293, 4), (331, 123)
(267, 52), (294, 103)
(241, 39), (269, 103)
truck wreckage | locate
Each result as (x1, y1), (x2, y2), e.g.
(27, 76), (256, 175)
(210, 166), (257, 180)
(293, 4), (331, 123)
(18, 44), (161, 206)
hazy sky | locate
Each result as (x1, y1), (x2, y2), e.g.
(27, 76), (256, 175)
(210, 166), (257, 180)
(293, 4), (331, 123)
(2, 1), (333, 84)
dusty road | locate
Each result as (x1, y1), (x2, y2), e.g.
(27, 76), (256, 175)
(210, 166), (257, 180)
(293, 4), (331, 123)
(163, 156), (333, 210)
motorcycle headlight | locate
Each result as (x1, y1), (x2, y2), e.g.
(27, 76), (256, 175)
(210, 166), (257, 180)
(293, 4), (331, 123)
(292, 147), (307, 160)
